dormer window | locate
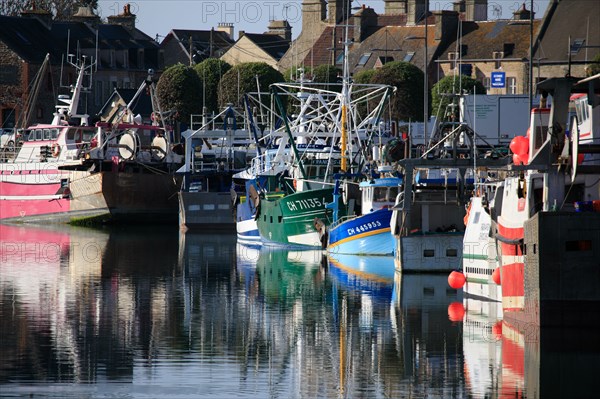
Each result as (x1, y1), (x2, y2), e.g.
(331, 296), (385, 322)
(357, 53), (371, 67)
(137, 49), (145, 69)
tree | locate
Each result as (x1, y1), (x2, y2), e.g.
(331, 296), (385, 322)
(370, 61), (425, 121)
(156, 63), (202, 127)
(431, 74), (486, 121)
(586, 53), (600, 77)
(218, 62), (284, 108)
(353, 69), (376, 84)
(283, 66), (312, 82)
(194, 58), (231, 114)
(1, 1), (98, 20)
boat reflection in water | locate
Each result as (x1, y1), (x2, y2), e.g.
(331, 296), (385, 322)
(1, 225), (598, 398)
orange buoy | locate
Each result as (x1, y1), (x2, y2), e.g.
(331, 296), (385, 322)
(492, 267), (501, 285)
(448, 302), (465, 322)
(448, 271), (466, 289)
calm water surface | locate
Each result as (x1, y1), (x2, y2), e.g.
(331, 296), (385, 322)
(0, 224), (596, 398)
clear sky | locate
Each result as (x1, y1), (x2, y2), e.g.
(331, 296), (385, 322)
(97, 0), (550, 42)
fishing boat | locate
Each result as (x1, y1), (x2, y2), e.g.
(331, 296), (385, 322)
(250, 36), (394, 248)
(494, 74), (600, 321)
(1, 54), (185, 224)
(0, 56), (102, 222)
(327, 176), (400, 255)
(391, 116), (508, 272)
(177, 104), (260, 230)
(63, 70), (184, 223)
(462, 183), (503, 303)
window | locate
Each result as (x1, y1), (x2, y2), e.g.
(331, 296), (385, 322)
(403, 52), (415, 62)
(482, 77), (491, 91)
(570, 39), (585, 55)
(448, 52), (458, 69)
(506, 77), (517, 94)
(137, 49), (144, 69)
(493, 51), (504, 69)
(95, 80), (104, 106)
(357, 52), (371, 66)
(335, 52), (344, 66)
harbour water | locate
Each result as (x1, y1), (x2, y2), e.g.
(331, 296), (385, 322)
(0, 224), (597, 398)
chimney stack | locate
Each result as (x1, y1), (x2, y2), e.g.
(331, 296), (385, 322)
(107, 3), (136, 29)
(72, 6), (102, 29)
(217, 22), (234, 39)
(383, 0), (407, 15)
(433, 10), (459, 42)
(407, 0), (427, 26)
(21, 3), (53, 29)
(266, 20), (292, 42)
(353, 6), (377, 43)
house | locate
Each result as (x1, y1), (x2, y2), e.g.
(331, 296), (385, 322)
(534, 0), (600, 82)
(0, 4), (163, 129)
(220, 20), (292, 68)
(160, 24), (234, 67)
(436, 9), (541, 95)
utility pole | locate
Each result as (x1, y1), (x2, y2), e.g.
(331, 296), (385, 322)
(189, 35), (193, 66)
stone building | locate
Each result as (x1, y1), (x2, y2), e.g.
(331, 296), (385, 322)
(0, 4), (163, 129)
(160, 24), (234, 67)
(220, 20), (292, 69)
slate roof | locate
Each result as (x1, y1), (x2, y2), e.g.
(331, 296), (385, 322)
(300, 25), (354, 67)
(243, 33), (290, 61)
(0, 15), (159, 64)
(437, 20), (542, 62)
(0, 16), (63, 63)
(534, 0), (600, 63)
(167, 29), (234, 58)
(349, 25), (439, 73)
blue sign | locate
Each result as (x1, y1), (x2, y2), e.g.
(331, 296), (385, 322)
(491, 71), (506, 88)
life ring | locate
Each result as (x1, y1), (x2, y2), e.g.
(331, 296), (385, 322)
(51, 143), (61, 157)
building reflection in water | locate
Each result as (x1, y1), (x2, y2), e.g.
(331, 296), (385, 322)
(1, 226), (597, 398)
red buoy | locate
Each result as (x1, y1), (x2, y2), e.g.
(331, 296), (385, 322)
(492, 320), (503, 338)
(510, 135), (529, 157)
(448, 271), (466, 289)
(492, 267), (501, 285)
(448, 302), (465, 322)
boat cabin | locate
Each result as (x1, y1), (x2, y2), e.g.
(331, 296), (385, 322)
(359, 177), (401, 214)
(14, 124), (97, 163)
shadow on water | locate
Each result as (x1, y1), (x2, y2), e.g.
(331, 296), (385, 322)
(0, 225), (598, 398)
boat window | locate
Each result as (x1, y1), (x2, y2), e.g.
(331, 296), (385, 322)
(82, 130), (95, 143)
(67, 128), (75, 141)
(43, 129), (51, 140)
(423, 249), (435, 257)
(374, 187), (398, 202)
(35, 129), (42, 140)
(446, 248), (458, 257)
(51, 129), (59, 139)
(473, 212), (480, 224)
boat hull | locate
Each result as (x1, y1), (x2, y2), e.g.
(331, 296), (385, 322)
(69, 171), (181, 223)
(178, 191), (235, 230)
(327, 209), (394, 255)
(463, 197), (502, 302)
(236, 200), (261, 244)
(0, 163), (97, 222)
(257, 188), (333, 249)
